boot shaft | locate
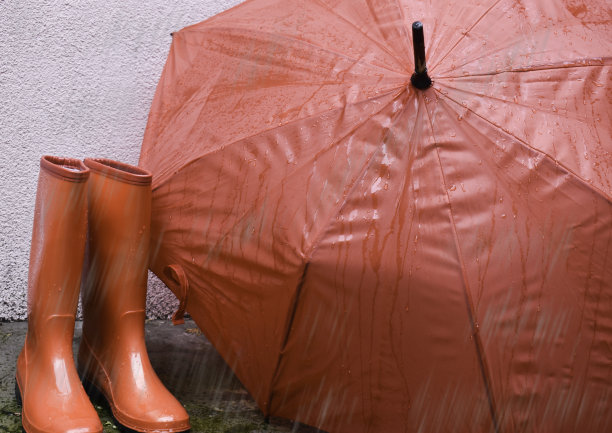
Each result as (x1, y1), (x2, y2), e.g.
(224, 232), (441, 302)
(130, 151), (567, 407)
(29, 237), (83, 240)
(27, 156), (89, 337)
(76, 158), (190, 432)
(18, 156), (104, 433)
(81, 158), (152, 340)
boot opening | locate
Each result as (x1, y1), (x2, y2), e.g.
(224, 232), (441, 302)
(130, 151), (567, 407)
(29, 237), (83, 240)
(41, 156), (89, 181)
(84, 158), (152, 186)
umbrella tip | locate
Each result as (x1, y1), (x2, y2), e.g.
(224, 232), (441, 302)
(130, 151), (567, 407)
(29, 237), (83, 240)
(411, 21), (432, 90)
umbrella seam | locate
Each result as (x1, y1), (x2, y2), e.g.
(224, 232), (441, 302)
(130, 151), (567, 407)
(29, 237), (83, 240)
(435, 88), (612, 204)
(153, 78), (406, 150)
(311, 0), (412, 73)
(436, 58), (612, 79)
(180, 26), (410, 77)
(423, 93), (502, 433)
(430, 0), (505, 74)
(302, 89), (413, 261)
(264, 262), (310, 415)
(433, 79), (590, 124)
(391, 0), (413, 63)
(363, 0), (413, 73)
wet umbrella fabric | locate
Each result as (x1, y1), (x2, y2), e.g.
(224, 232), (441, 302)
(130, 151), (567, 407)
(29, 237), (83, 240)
(139, 1), (612, 432)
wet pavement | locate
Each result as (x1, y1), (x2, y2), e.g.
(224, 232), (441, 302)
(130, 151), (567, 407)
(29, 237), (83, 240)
(0, 320), (325, 433)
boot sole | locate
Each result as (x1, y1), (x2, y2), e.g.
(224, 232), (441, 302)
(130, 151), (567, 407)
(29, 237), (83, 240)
(81, 376), (190, 433)
(14, 380), (28, 433)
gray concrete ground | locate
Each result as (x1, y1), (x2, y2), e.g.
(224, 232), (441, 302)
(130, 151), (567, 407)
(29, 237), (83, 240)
(0, 320), (325, 433)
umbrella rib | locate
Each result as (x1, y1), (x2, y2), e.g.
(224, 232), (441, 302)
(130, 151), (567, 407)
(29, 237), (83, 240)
(435, 88), (612, 204)
(152, 85), (407, 191)
(429, 0), (504, 74)
(423, 93), (501, 433)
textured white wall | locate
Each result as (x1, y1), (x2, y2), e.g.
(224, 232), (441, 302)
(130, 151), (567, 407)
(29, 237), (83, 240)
(0, 0), (243, 320)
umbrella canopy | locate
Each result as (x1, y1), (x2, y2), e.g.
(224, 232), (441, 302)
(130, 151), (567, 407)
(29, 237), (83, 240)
(139, 1), (612, 432)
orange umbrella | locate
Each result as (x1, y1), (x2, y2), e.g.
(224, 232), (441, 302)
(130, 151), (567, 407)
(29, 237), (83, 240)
(139, 1), (612, 432)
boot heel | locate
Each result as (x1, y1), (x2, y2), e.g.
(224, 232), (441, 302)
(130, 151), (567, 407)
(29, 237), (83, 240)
(81, 376), (106, 406)
(14, 380), (22, 406)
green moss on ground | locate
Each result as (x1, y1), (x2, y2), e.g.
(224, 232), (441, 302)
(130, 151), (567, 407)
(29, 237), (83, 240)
(183, 402), (268, 433)
(0, 399), (22, 432)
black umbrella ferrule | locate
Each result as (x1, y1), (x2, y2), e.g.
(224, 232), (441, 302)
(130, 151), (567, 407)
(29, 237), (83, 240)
(411, 21), (432, 90)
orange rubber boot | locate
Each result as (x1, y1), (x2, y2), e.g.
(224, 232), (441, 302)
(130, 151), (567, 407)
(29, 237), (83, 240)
(15, 156), (103, 433)
(78, 158), (190, 433)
